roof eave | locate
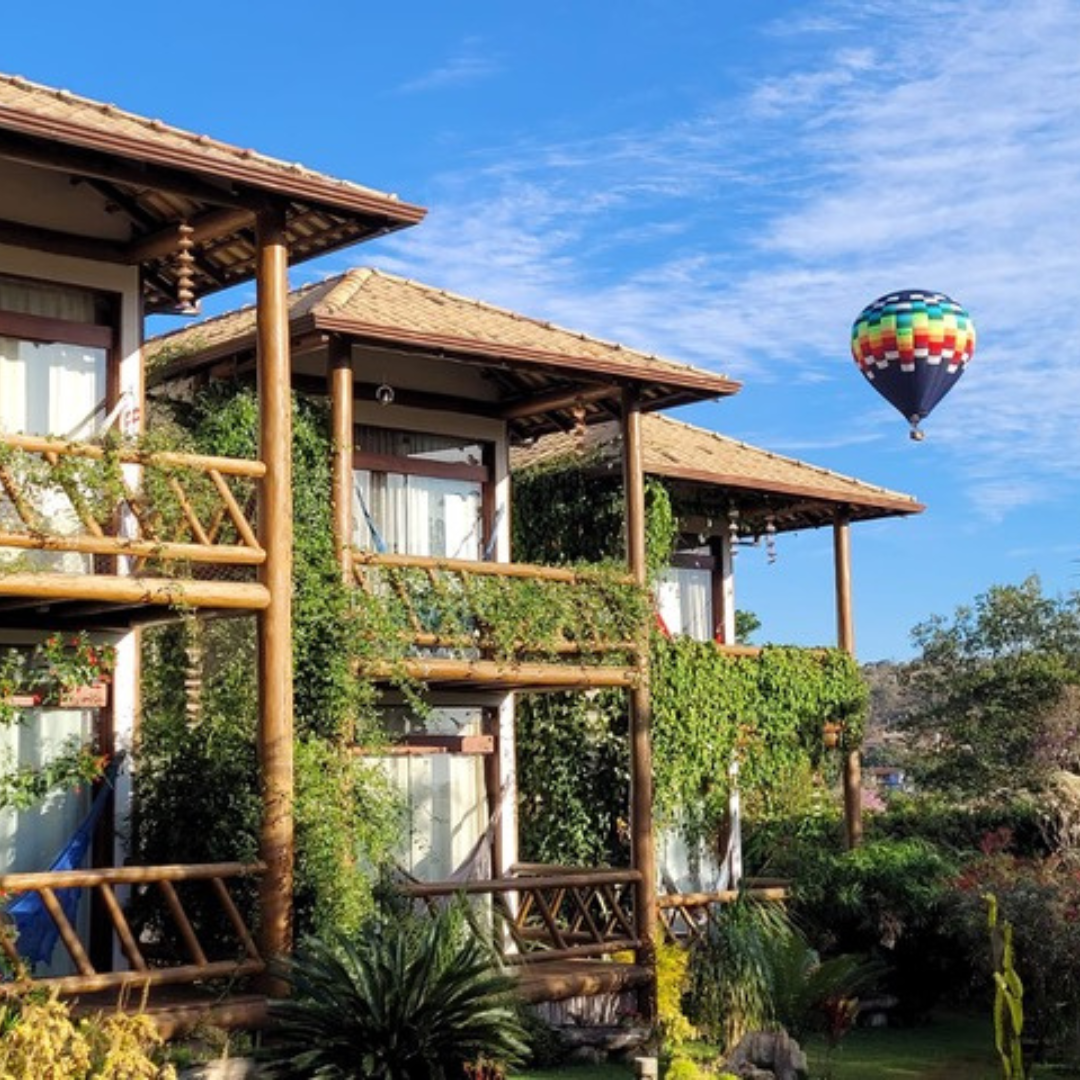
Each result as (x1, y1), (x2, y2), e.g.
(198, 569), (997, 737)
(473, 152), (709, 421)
(0, 106), (426, 228)
(310, 312), (741, 400)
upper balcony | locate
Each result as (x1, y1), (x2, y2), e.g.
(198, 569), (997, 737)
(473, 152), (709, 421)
(0, 432), (268, 630)
(349, 549), (648, 691)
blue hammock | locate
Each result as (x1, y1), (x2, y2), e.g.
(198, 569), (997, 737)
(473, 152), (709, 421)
(5, 756), (121, 969)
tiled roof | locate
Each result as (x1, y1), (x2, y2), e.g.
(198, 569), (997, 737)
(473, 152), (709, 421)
(148, 268), (740, 404)
(0, 73), (424, 310)
(513, 414), (924, 526)
(0, 72), (423, 220)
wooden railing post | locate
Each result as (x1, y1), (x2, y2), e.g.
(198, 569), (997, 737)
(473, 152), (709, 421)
(255, 205), (295, 982)
(834, 510), (862, 850)
(621, 387), (658, 1022)
(327, 334), (354, 584)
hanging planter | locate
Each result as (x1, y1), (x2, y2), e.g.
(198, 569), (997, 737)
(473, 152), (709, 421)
(4, 680), (109, 710)
(1, 634), (116, 719)
(823, 722), (843, 749)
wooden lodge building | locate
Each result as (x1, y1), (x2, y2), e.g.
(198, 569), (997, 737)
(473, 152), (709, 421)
(0, 71), (921, 1032)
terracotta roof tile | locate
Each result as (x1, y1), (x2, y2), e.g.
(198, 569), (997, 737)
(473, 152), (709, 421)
(147, 269), (740, 397)
(0, 72), (424, 221)
(513, 414), (923, 522)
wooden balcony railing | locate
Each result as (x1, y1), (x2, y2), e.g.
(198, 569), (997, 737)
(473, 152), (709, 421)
(657, 881), (791, 945)
(0, 434), (269, 617)
(0, 861), (265, 996)
(351, 550), (646, 689)
(400, 867), (643, 964)
(0, 433), (264, 573)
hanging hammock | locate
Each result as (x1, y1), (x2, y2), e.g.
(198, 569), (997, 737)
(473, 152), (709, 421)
(5, 755), (121, 969)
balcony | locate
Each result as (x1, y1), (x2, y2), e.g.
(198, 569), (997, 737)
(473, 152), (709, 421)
(0, 433), (269, 629)
(349, 550), (648, 691)
(0, 861), (267, 1035)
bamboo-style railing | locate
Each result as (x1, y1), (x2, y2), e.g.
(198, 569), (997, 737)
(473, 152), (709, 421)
(657, 882), (790, 945)
(350, 550), (643, 687)
(0, 861), (265, 995)
(0, 433), (264, 575)
(400, 867), (643, 964)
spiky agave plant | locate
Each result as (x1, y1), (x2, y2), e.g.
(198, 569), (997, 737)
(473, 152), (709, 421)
(261, 901), (529, 1080)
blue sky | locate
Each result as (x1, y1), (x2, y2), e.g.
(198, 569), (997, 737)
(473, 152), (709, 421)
(7, 0), (1079, 658)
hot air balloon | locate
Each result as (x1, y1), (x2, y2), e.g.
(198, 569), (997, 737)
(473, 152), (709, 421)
(851, 290), (975, 440)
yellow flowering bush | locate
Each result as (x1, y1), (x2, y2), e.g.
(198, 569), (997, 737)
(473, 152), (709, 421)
(0, 993), (175, 1079)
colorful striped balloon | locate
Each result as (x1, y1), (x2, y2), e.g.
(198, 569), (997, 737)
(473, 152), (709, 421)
(851, 290), (975, 439)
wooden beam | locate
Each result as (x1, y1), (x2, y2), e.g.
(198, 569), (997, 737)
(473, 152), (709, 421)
(327, 335), (354, 583)
(834, 510), (862, 850)
(81, 177), (160, 230)
(621, 386), (657, 1023)
(0, 216), (128, 263)
(0, 573), (268, 610)
(255, 206), (294, 984)
(0, 129), (253, 209)
(499, 383), (613, 421)
(359, 657), (637, 690)
(126, 207), (255, 264)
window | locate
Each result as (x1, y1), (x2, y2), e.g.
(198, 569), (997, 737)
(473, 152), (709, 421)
(658, 564), (714, 641)
(352, 427), (489, 559)
(0, 274), (115, 439)
(375, 707), (488, 882)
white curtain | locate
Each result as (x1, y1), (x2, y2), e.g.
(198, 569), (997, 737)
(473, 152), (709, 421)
(0, 338), (105, 438)
(353, 471), (481, 559)
(0, 707), (93, 976)
(657, 566), (713, 642)
(376, 708), (487, 882)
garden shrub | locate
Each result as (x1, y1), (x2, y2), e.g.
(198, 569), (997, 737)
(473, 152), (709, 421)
(0, 993), (174, 1078)
(656, 939), (697, 1048)
(949, 848), (1080, 1063)
(871, 795), (1049, 859)
(261, 901), (529, 1079)
(752, 828), (961, 1018)
(685, 896), (875, 1056)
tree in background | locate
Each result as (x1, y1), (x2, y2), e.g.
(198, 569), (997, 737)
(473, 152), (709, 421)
(898, 576), (1080, 802)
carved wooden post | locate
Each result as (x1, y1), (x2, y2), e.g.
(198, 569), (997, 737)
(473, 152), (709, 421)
(833, 510), (862, 849)
(255, 205), (295, 980)
(327, 334), (354, 583)
(622, 387), (658, 1022)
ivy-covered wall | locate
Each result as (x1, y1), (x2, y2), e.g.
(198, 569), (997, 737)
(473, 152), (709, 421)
(512, 458), (869, 867)
(135, 387), (401, 941)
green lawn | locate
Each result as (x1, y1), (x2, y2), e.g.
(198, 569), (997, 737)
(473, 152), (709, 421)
(513, 1011), (1079, 1078)
(805, 1012), (1000, 1079)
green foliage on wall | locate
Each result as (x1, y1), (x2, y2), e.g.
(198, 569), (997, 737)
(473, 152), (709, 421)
(517, 690), (630, 867)
(652, 639), (867, 843)
(135, 387), (400, 941)
(512, 456), (868, 864)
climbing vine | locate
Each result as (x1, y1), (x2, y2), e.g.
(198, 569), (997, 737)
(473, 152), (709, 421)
(135, 387), (401, 942)
(652, 639), (867, 845)
(512, 456), (869, 865)
(0, 633), (116, 811)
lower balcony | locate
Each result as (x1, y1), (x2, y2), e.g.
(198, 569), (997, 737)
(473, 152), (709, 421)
(0, 433), (268, 630)
(350, 550), (647, 691)
(398, 865), (649, 1003)
(0, 860), (266, 1036)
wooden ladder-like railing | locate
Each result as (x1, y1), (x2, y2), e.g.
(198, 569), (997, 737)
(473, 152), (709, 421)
(400, 866), (643, 964)
(0, 861), (266, 995)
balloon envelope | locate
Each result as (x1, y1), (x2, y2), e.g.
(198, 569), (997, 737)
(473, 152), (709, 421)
(851, 290), (975, 436)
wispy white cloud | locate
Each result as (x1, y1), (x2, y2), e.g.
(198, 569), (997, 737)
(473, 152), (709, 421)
(366, 0), (1080, 519)
(393, 39), (501, 94)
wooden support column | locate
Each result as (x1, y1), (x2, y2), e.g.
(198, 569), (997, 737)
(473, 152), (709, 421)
(621, 387), (657, 1022)
(255, 206), (295, 981)
(834, 510), (862, 850)
(327, 334), (354, 583)
(709, 533), (737, 644)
